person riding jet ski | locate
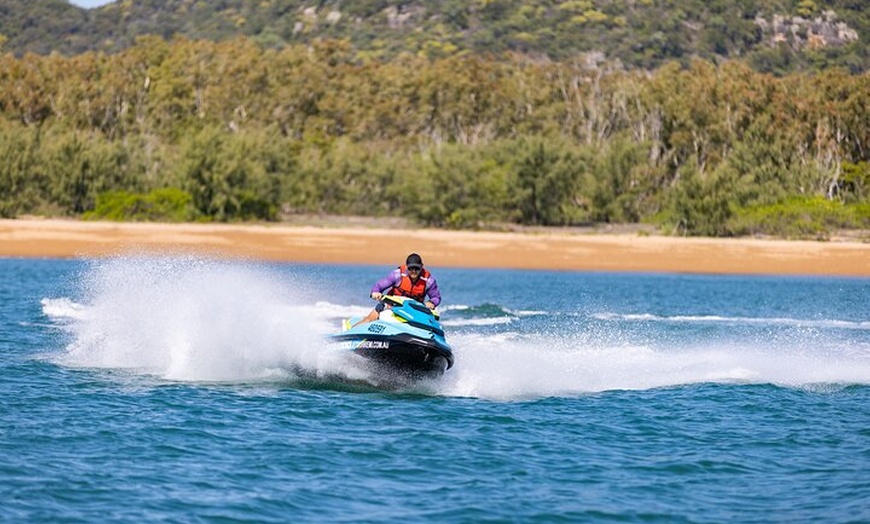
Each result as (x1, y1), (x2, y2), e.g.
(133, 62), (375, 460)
(353, 253), (441, 327)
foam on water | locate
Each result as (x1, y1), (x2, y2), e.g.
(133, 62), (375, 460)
(40, 297), (90, 321)
(593, 311), (870, 330)
(43, 255), (870, 398)
(438, 332), (870, 400)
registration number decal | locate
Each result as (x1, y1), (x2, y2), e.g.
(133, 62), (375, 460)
(330, 340), (390, 350)
(356, 340), (389, 349)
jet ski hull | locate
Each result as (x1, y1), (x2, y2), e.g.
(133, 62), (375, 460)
(331, 332), (453, 379)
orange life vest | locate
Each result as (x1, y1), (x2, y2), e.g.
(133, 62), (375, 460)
(389, 265), (430, 302)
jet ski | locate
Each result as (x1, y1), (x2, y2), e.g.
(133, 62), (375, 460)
(330, 295), (454, 380)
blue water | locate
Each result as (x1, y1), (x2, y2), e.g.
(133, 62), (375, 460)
(2, 255), (869, 523)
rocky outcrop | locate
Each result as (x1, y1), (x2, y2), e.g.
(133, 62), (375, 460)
(755, 10), (859, 49)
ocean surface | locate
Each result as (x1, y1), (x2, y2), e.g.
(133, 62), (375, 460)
(1, 255), (869, 523)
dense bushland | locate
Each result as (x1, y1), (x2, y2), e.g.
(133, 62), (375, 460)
(0, 37), (867, 237)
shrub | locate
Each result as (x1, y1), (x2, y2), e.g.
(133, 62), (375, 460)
(728, 197), (860, 239)
(85, 188), (196, 222)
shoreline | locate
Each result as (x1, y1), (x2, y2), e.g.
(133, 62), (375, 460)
(1, 218), (869, 276)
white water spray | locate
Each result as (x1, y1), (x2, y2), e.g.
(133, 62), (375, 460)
(46, 254), (348, 382)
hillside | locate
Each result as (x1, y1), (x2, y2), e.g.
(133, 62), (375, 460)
(0, 0), (866, 73)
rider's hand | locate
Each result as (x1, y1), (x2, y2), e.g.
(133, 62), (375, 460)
(371, 292), (383, 301)
(425, 301), (435, 309)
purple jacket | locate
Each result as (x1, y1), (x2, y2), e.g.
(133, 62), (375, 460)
(371, 268), (441, 307)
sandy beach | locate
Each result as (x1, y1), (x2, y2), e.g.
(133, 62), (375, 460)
(1, 218), (869, 276)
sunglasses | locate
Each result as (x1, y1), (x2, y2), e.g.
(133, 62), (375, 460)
(407, 266), (422, 271)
